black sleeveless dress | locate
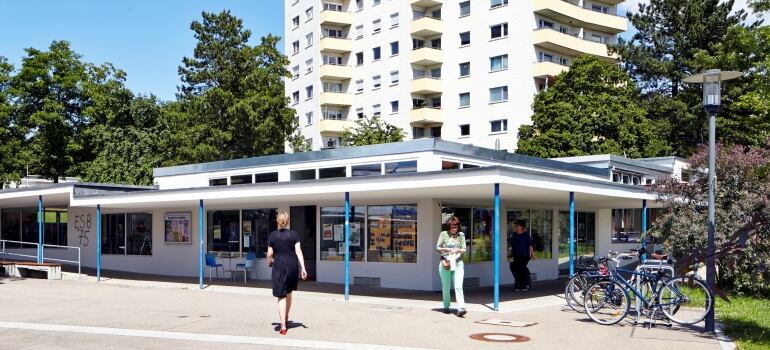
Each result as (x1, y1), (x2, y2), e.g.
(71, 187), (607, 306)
(268, 229), (301, 297)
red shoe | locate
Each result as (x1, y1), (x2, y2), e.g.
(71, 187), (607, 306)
(280, 325), (287, 335)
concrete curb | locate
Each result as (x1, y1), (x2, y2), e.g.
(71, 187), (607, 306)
(714, 322), (736, 350)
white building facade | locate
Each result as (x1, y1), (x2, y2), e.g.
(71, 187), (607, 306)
(284, 0), (627, 151)
(0, 140), (675, 291)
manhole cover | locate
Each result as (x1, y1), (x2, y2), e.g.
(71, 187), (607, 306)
(470, 333), (530, 343)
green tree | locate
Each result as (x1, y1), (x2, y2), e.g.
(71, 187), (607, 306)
(341, 115), (405, 147)
(10, 41), (91, 182)
(0, 56), (26, 186)
(749, 0), (770, 13)
(610, 0), (751, 156)
(692, 25), (770, 148)
(516, 55), (670, 158)
(176, 10), (295, 163)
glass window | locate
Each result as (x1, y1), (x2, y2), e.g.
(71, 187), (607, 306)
(459, 1), (471, 16)
(231, 174), (252, 185)
(1, 209), (21, 245)
(490, 54), (508, 71)
(372, 19), (381, 33)
(367, 205), (418, 263)
(292, 41), (300, 54)
(207, 210), (240, 257)
(356, 52), (363, 65)
(390, 100), (399, 113)
(459, 31), (470, 45)
(373, 75), (381, 88)
(306, 112), (313, 125)
(459, 62), (470, 77)
(460, 124), (470, 136)
(558, 211), (596, 273)
(208, 178), (227, 186)
(373, 46), (381, 60)
(412, 127), (425, 139)
(306, 7), (313, 20)
(507, 209), (552, 260)
(290, 169), (316, 181)
(43, 209), (67, 246)
(292, 16), (300, 28)
(241, 209), (277, 258)
(390, 41), (399, 55)
(490, 23), (508, 38)
(254, 172), (278, 183)
(490, 0), (508, 8)
(385, 160), (417, 174)
(352, 163), (382, 176)
(489, 86), (508, 102)
(101, 213), (125, 255)
(441, 206), (493, 263)
(611, 208), (660, 243)
(463, 163), (479, 169)
(306, 32), (313, 46)
(490, 119), (508, 132)
(356, 79), (364, 92)
(319, 166), (346, 179)
(356, 0), (363, 11)
(390, 70), (399, 85)
(442, 161), (460, 170)
(355, 25), (364, 38)
(459, 92), (470, 107)
(320, 206), (365, 261)
(372, 104), (381, 117)
(306, 85), (314, 98)
(390, 12), (399, 27)
(127, 213), (152, 255)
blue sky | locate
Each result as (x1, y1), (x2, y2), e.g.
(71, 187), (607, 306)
(0, 0), (285, 101)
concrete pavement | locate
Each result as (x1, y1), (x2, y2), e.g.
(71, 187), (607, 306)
(0, 275), (723, 350)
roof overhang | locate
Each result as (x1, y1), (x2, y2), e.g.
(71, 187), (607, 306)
(71, 166), (657, 210)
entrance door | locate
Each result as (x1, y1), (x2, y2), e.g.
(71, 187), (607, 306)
(290, 206), (317, 280)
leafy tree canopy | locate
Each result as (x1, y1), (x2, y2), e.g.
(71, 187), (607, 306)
(341, 115), (405, 147)
(516, 55), (670, 158)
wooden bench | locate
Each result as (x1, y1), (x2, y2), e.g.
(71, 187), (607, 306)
(0, 261), (61, 279)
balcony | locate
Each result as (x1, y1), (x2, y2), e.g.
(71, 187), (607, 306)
(533, 60), (569, 78)
(320, 10), (353, 27)
(410, 77), (443, 94)
(320, 36), (352, 53)
(410, 0), (443, 7)
(532, 28), (616, 60)
(320, 92), (353, 106)
(410, 47), (443, 65)
(411, 16), (443, 37)
(319, 119), (354, 134)
(409, 107), (443, 124)
(320, 64), (352, 80)
(533, 0), (626, 34)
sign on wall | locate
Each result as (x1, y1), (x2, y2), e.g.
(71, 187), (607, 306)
(164, 213), (191, 243)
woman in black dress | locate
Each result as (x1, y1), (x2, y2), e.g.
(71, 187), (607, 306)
(267, 211), (307, 335)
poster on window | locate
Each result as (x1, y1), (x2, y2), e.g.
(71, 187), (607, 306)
(349, 222), (361, 246)
(333, 224), (344, 241)
(164, 213), (191, 243)
(323, 224), (333, 241)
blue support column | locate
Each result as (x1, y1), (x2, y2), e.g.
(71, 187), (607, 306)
(344, 192), (350, 301)
(96, 204), (101, 282)
(37, 195), (43, 263)
(641, 199), (648, 263)
(199, 199), (204, 289)
(569, 192), (575, 277)
(493, 183), (500, 311)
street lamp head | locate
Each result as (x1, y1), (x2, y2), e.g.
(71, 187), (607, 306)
(683, 70), (743, 114)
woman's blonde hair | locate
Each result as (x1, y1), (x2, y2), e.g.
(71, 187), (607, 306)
(277, 211), (290, 229)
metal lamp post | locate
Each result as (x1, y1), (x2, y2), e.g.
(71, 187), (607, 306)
(683, 69), (742, 333)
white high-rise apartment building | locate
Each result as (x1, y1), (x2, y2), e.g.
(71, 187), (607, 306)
(285, 0), (626, 151)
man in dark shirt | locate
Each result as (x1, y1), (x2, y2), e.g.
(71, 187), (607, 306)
(509, 220), (536, 291)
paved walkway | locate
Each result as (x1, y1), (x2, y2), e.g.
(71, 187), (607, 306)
(0, 274), (724, 350)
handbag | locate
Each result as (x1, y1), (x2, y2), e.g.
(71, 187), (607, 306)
(440, 255), (450, 270)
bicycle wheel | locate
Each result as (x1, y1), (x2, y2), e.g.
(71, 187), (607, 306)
(658, 276), (712, 325)
(584, 280), (630, 325)
(565, 274), (590, 312)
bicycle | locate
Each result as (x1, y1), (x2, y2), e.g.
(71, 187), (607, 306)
(564, 256), (609, 312)
(583, 251), (713, 326)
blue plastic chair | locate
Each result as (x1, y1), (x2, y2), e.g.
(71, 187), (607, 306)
(205, 253), (223, 282)
(235, 252), (257, 284)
